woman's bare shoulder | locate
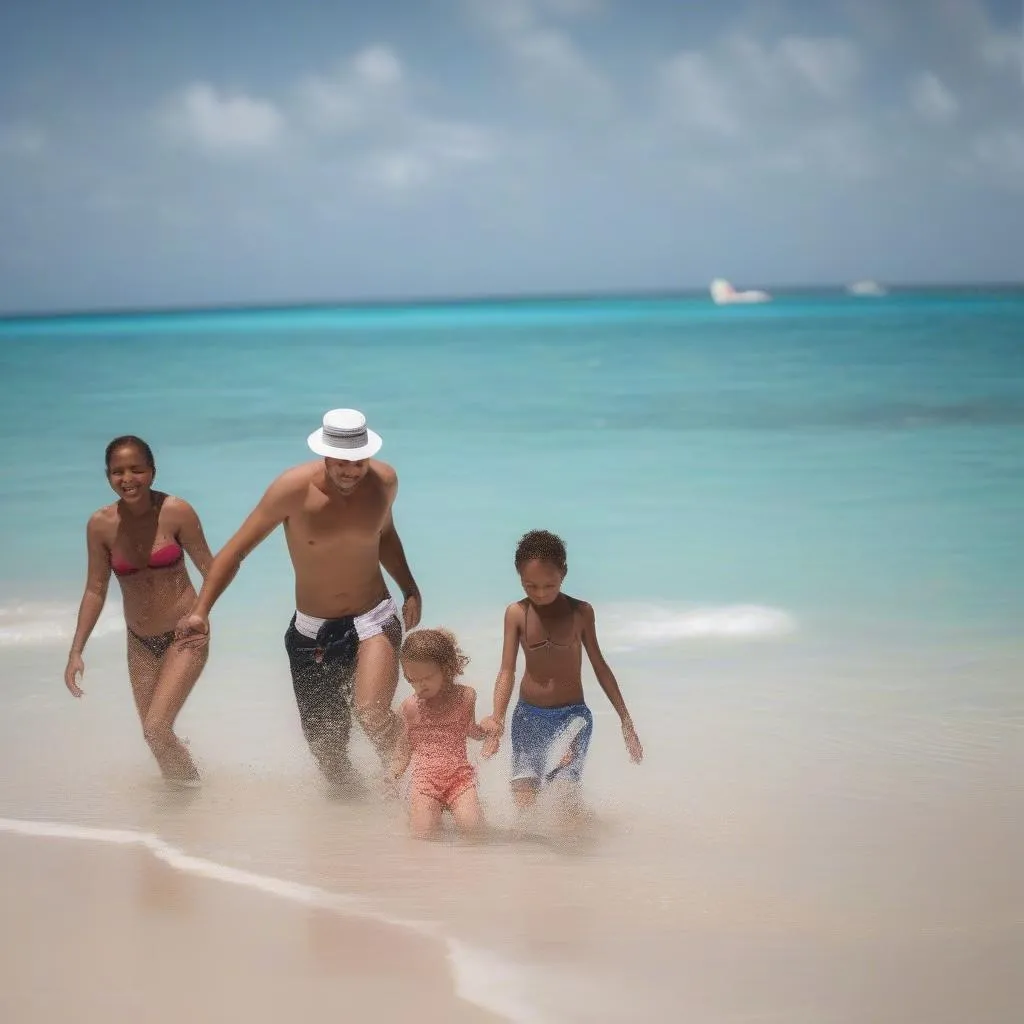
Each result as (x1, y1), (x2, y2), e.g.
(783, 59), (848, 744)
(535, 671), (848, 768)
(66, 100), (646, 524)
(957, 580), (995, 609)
(87, 504), (118, 534)
(159, 493), (202, 524)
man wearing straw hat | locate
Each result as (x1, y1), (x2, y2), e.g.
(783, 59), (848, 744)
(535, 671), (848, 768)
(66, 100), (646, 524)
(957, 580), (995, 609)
(177, 409), (421, 789)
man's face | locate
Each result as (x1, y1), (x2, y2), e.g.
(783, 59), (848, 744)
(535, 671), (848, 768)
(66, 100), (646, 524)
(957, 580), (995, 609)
(324, 457), (369, 494)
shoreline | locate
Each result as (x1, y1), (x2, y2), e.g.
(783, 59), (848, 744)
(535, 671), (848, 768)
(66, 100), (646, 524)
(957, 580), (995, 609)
(0, 823), (513, 1024)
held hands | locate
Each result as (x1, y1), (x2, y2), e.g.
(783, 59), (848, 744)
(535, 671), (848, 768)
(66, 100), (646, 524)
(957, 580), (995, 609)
(479, 715), (504, 759)
(621, 718), (644, 764)
(174, 611), (210, 649)
(64, 653), (85, 698)
(379, 770), (401, 802)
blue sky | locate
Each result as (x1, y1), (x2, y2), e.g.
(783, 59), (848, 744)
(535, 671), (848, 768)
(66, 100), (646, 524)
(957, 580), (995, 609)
(0, 0), (1021, 312)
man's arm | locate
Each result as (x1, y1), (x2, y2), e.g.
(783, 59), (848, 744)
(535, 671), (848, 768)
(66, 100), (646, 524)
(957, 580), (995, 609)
(378, 469), (418, 597)
(379, 508), (418, 598)
(182, 472), (298, 631)
(377, 468), (421, 628)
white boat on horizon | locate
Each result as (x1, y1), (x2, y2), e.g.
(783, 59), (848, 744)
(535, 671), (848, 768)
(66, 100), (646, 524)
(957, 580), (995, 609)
(847, 279), (888, 297)
(709, 278), (772, 305)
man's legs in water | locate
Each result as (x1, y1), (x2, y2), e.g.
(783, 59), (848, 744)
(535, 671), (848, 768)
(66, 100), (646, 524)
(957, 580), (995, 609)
(352, 616), (403, 764)
(285, 617), (358, 788)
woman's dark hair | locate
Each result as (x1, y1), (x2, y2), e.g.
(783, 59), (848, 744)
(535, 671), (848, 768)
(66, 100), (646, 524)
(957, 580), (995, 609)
(105, 435), (155, 473)
(514, 529), (567, 573)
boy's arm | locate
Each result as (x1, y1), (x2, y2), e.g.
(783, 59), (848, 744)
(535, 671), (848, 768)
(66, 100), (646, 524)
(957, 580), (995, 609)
(482, 603), (521, 734)
(581, 602), (643, 763)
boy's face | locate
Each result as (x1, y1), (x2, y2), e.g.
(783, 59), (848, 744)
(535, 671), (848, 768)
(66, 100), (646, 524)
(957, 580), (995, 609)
(519, 558), (565, 606)
(402, 657), (446, 700)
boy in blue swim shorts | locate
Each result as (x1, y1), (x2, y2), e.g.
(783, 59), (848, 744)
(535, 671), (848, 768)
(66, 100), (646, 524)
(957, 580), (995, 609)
(481, 530), (643, 822)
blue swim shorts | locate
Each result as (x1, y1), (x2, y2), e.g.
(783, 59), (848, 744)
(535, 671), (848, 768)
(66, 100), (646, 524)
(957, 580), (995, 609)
(510, 700), (594, 786)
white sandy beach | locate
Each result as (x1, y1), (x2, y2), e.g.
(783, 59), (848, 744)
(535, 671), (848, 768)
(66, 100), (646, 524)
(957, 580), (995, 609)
(1, 628), (1021, 1023)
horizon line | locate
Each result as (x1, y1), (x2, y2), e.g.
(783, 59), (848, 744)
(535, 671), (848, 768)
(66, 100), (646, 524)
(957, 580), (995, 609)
(1, 278), (1022, 323)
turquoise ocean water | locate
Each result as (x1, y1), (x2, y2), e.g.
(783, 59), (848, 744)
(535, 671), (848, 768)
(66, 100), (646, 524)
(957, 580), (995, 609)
(2, 288), (1022, 636)
(0, 288), (1021, 1022)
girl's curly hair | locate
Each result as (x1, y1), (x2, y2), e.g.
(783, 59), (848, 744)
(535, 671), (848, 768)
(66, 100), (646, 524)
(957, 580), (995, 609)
(400, 627), (470, 680)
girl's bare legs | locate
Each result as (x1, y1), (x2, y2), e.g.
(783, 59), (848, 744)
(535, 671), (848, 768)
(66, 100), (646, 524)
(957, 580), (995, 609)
(450, 787), (486, 842)
(408, 790), (443, 840)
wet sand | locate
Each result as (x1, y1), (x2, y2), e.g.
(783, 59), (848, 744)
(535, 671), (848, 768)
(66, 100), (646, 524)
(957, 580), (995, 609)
(0, 834), (503, 1024)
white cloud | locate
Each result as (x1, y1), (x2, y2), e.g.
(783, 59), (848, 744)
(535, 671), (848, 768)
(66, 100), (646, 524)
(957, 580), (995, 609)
(660, 33), (862, 141)
(296, 46), (406, 136)
(352, 45), (404, 88)
(163, 83), (284, 153)
(466, 0), (615, 119)
(910, 71), (959, 122)
(661, 52), (743, 138)
(348, 117), (499, 193)
(510, 26), (615, 112)
(775, 36), (861, 99)
(132, 8), (1024, 216)
(292, 45), (498, 191)
(153, 46), (498, 193)
(357, 151), (432, 191)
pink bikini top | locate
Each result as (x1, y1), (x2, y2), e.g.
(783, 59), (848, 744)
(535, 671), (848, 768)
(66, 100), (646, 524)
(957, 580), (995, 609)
(110, 542), (184, 577)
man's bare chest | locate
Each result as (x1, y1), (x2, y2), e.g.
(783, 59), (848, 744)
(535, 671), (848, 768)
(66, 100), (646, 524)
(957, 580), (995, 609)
(287, 496), (386, 548)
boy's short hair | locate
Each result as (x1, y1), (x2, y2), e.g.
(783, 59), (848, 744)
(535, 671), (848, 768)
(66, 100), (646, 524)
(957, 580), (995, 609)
(514, 529), (567, 572)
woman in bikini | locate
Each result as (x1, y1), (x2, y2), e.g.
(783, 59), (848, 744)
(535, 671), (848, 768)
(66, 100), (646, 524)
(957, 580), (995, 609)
(481, 529), (643, 823)
(64, 435), (214, 784)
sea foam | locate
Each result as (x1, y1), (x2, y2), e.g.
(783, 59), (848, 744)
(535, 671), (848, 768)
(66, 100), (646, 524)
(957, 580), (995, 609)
(0, 601), (124, 648)
(599, 602), (797, 651)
